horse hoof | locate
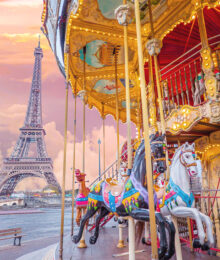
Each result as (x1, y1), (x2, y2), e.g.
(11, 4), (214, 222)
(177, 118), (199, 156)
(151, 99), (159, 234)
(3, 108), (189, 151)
(142, 237), (151, 246)
(89, 236), (97, 244)
(158, 246), (167, 259)
(163, 248), (175, 260)
(72, 235), (79, 244)
(201, 241), (210, 251)
(193, 238), (201, 249)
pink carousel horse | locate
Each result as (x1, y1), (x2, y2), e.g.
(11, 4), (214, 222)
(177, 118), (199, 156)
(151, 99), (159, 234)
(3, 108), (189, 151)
(75, 169), (90, 226)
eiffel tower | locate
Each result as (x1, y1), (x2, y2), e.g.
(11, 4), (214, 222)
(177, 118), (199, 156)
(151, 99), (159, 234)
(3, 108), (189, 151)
(0, 39), (61, 195)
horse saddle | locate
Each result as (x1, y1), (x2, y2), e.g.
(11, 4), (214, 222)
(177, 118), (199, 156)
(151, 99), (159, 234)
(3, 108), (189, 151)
(105, 178), (125, 197)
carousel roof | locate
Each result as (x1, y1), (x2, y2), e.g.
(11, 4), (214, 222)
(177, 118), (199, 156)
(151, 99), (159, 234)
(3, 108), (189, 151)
(41, 0), (220, 126)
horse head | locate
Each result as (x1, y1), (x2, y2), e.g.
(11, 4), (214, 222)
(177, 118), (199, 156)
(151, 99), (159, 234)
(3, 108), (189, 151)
(75, 169), (86, 182)
(179, 142), (198, 177)
(151, 133), (167, 175)
(132, 133), (167, 185)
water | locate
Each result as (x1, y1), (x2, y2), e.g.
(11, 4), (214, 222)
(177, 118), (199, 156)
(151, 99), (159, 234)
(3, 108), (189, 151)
(0, 207), (77, 246)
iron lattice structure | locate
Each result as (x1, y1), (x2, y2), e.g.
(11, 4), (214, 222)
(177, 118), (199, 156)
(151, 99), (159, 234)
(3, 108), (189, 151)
(0, 41), (61, 195)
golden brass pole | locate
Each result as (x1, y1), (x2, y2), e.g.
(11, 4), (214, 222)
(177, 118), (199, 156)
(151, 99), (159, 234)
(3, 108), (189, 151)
(102, 112), (106, 177)
(148, 1), (165, 134)
(137, 92), (142, 142)
(122, 1), (135, 258)
(82, 46), (86, 173)
(148, 54), (157, 128)
(134, 0), (158, 258)
(197, 7), (209, 48)
(71, 80), (77, 237)
(196, 2), (216, 100)
(123, 8), (132, 171)
(78, 46), (87, 249)
(59, 49), (69, 260)
(147, 0), (170, 180)
(114, 47), (120, 172)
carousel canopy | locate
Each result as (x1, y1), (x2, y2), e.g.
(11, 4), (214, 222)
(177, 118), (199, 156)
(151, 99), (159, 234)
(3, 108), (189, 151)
(41, 0), (220, 127)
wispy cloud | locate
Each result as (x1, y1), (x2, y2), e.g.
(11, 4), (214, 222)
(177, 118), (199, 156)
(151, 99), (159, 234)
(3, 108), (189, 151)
(0, 33), (50, 52)
(1, 33), (48, 44)
(0, 0), (42, 7)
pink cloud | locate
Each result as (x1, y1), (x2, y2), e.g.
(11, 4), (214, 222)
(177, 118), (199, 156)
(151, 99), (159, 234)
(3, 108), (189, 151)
(0, 104), (26, 134)
(53, 124), (126, 190)
(0, 150), (2, 167)
(15, 177), (47, 192)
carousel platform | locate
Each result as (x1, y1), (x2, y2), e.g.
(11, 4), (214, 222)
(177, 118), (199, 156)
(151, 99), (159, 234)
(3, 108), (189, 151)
(54, 221), (219, 260)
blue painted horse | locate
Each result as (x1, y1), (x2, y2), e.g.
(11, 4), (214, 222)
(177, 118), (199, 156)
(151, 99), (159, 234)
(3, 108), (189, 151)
(73, 134), (175, 259)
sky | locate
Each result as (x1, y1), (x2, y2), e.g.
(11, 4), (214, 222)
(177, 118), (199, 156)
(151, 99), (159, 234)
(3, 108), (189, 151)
(0, 0), (136, 191)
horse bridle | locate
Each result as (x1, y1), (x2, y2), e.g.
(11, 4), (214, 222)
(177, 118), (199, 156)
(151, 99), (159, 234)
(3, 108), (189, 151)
(151, 141), (166, 162)
(179, 149), (197, 169)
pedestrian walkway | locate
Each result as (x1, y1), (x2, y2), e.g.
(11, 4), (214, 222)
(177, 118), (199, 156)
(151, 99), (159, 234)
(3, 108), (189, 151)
(17, 243), (57, 260)
(0, 236), (59, 260)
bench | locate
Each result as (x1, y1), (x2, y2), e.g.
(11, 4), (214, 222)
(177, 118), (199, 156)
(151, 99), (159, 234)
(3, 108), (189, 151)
(0, 228), (23, 246)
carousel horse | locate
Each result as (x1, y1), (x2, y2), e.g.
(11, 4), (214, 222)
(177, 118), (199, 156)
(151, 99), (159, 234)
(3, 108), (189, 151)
(75, 169), (90, 226)
(158, 142), (214, 250)
(73, 134), (175, 260)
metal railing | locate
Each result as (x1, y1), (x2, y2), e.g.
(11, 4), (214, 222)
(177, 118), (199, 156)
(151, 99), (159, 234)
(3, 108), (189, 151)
(89, 140), (139, 188)
(160, 34), (220, 118)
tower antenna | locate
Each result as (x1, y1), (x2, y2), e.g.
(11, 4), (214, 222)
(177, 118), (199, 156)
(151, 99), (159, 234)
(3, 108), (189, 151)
(38, 34), (41, 48)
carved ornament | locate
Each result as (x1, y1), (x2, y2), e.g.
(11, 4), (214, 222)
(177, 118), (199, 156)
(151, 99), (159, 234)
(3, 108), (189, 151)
(166, 101), (220, 134)
(115, 4), (134, 26)
(166, 105), (200, 134)
(146, 38), (162, 56)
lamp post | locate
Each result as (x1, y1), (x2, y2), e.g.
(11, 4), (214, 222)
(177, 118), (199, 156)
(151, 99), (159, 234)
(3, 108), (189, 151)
(98, 139), (101, 180)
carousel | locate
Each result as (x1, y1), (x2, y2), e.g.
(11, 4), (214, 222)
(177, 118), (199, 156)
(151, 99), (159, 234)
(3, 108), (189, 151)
(41, 0), (220, 259)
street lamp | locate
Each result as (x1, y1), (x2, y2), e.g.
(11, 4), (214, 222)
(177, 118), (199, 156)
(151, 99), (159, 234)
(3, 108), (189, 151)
(98, 139), (101, 180)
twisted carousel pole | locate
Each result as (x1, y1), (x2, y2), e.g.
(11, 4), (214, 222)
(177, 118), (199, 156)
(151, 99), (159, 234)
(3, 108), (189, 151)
(102, 103), (106, 176)
(114, 47), (120, 173)
(146, 0), (170, 179)
(123, 4), (135, 259)
(59, 45), (70, 260)
(195, 1), (217, 100)
(113, 44), (125, 249)
(71, 79), (77, 237)
(78, 46), (87, 249)
(83, 46), (86, 174)
(115, 1), (134, 254)
(134, 0), (158, 259)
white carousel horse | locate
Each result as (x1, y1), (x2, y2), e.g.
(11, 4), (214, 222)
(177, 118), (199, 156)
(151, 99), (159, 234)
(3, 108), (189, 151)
(159, 142), (214, 249)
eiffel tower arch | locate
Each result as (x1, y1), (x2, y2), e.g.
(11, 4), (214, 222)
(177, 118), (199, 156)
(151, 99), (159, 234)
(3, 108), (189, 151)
(0, 39), (61, 195)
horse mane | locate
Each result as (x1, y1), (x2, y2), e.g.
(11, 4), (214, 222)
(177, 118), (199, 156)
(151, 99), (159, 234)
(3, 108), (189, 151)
(170, 145), (182, 173)
(131, 134), (157, 185)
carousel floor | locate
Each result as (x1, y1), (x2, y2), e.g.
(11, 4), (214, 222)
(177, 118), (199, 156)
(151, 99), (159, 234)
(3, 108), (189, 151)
(55, 221), (219, 260)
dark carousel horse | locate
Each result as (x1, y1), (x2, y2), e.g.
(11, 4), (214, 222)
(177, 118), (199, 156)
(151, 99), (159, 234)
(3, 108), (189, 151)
(73, 134), (175, 259)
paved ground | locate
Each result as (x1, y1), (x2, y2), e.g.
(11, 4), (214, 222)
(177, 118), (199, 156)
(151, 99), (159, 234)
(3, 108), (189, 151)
(55, 226), (220, 260)
(0, 236), (59, 260)
(1, 226), (219, 260)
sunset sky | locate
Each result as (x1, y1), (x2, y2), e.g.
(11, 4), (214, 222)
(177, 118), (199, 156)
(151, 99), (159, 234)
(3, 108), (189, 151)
(0, 0), (135, 191)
